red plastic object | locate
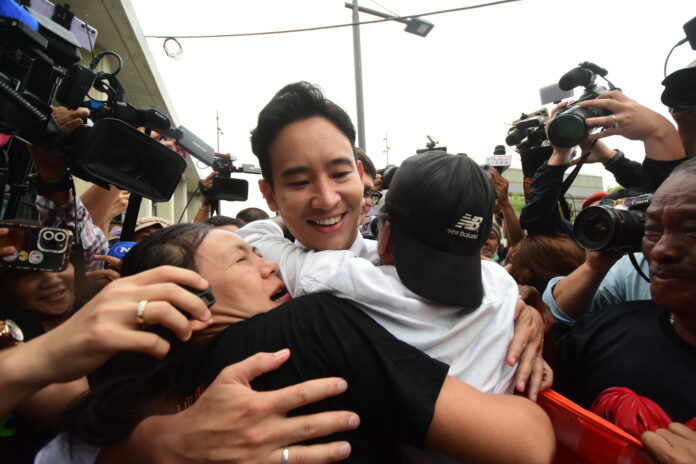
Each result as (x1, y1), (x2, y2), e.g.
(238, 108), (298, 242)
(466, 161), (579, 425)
(538, 389), (643, 464)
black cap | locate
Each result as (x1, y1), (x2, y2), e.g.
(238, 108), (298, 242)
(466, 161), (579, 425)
(661, 61), (696, 112)
(384, 151), (495, 307)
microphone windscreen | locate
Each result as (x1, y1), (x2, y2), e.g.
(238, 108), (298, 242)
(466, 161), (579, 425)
(559, 68), (592, 91)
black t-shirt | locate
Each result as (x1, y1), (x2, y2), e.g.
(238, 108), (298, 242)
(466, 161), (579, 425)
(555, 300), (696, 422)
(178, 293), (449, 463)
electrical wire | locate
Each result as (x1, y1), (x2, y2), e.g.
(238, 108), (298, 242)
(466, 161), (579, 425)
(664, 37), (688, 77)
(144, 0), (521, 40)
(367, 0), (400, 17)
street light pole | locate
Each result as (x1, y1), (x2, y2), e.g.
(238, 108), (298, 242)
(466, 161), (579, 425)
(345, 3), (434, 153)
(350, 1), (366, 151)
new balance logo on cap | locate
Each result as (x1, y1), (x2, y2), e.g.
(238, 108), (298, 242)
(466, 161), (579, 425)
(454, 214), (483, 231)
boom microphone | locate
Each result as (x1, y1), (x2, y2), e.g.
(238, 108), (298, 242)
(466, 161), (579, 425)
(559, 67), (594, 91)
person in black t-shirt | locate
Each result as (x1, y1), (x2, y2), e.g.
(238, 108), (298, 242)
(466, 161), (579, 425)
(61, 223), (554, 464)
(556, 159), (696, 463)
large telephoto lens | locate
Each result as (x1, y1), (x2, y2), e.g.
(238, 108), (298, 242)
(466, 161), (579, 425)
(547, 109), (588, 148)
(574, 205), (647, 252)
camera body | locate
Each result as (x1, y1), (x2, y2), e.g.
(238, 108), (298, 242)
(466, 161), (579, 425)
(573, 194), (653, 253)
(547, 62), (615, 148)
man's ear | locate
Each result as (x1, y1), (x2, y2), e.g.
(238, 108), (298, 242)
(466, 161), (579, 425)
(258, 179), (279, 212)
(357, 160), (364, 181)
(377, 219), (392, 256)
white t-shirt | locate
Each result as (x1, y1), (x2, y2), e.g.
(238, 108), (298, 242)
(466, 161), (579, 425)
(237, 220), (517, 395)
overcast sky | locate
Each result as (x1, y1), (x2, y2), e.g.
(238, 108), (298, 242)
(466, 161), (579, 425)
(130, 0), (695, 217)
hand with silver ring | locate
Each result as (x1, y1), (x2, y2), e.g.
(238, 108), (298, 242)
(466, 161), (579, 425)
(610, 114), (619, 128)
(135, 300), (149, 324)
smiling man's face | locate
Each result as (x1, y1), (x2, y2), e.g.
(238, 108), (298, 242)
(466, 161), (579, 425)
(259, 116), (364, 251)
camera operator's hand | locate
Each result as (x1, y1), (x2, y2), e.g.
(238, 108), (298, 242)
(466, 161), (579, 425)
(546, 101), (577, 165)
(53, 106), (90, 136)
(100, 349), (357, 464)
(639, 423), (696, 464)
(0, 227), (16, 257)
(581, 91), (686, 161)
(568, 139), (616, 166)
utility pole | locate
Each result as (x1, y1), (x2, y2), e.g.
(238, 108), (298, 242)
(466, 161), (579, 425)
(216, 110), (223, 152)
(383, 134), (390, 165)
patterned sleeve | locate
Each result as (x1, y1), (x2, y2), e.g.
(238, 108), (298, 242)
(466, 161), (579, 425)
(35, 195), (107, 271)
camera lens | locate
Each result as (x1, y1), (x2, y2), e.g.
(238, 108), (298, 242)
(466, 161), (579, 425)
(548, 113), (587, 148)
(574, 206), (618, 250)
(574, 205), (647, 252)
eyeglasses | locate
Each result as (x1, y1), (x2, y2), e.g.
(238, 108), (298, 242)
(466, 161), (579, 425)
(363, 188), (383, 204)
(598, 197), (640, 208)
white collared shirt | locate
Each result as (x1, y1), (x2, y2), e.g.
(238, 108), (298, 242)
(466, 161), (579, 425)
(238, 220), (516, 394)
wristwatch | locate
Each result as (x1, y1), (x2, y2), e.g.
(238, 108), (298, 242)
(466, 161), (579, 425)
(0, 320), (24, 349)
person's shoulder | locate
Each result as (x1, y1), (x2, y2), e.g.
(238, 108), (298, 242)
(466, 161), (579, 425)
(481, 259), (517, 291)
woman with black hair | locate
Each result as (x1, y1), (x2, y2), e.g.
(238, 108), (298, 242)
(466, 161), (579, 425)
(58, 223), (554, 464)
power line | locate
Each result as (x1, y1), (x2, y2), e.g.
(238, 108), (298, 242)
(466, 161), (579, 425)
(367, 0), (400, 18)
(144, 0), (521, 40)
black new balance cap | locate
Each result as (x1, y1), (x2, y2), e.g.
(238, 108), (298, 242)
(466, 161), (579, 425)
(384, 151), (495, 307)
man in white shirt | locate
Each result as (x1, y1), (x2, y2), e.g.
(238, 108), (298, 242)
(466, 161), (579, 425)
(244, 81), (547, 397)
(241, 152), (519, 395)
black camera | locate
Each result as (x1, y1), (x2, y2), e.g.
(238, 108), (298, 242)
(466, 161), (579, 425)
(505, 108), (553, 178)
(0, 4), (204, 203)
(547, 61), (617, 148)
(573, 194), (653, 253)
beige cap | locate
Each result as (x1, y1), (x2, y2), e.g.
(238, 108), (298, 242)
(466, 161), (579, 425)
(134, 216), (173, 232)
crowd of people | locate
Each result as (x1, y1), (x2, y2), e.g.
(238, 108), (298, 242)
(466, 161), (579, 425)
(1, 58), (695, 464)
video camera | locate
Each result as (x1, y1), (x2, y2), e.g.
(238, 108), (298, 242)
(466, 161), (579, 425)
(199, 153), (262, 204)
(505, 108), (552, 179)
(0, 0), (209, 204)
(573, 194), (653, 253)
(547, 61), (618, 148)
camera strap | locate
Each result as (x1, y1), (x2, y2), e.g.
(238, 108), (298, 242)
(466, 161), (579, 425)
(629, 252), (650, 284)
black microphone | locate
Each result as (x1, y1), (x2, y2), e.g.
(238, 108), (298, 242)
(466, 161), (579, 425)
(579, 61), (608, 77)
(559, 67), (593, 91)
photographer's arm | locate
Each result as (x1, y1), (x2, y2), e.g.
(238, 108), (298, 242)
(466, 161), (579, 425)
(193, 171), (216, 222)
(548, 250), (622, 321)
(80, 184), (126, 235)
(489, 169), (524, 247)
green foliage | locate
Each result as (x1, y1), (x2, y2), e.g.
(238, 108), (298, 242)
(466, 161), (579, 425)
(509, 193), (526, 216)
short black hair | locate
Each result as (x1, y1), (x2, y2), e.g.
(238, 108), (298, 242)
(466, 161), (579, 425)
(203, 215), (245, 228)
(235, 207), (270, 224)
(354, 147), (376, 180)
(250, 81), (356, 187)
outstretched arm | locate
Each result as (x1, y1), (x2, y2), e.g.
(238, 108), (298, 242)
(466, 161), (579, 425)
(427, 376), (555, 464)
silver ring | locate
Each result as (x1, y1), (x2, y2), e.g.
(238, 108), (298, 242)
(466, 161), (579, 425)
(610, 114), (619, 128)
(280, 446), (289, 464)
(135, 300), (149, 324)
